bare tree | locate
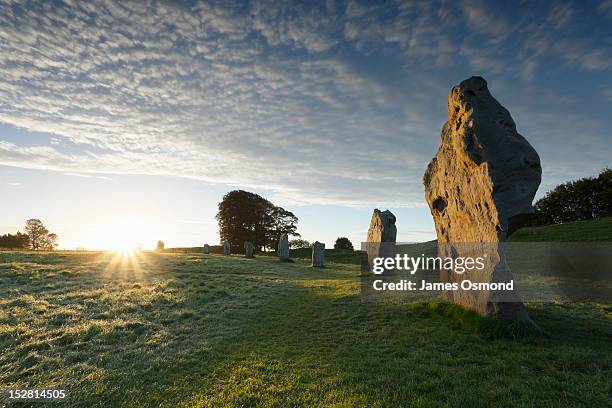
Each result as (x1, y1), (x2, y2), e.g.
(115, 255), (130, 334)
(24, 219), (58, 250)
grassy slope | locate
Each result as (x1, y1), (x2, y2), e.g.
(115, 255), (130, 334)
(0, 252), (610, 407)
(509, 217), (612, 242)
(292, 217), (612, 265)
(289, 247), (363, 265)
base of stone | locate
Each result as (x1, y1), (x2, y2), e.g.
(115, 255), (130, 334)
(424, 301), (542, 338)
(479, 315), (543, 338)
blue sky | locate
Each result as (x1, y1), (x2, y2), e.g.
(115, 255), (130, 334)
(1, 0), (611, 249)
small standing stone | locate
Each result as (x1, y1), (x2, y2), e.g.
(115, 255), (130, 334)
(311, 241), (325, 267)
(366, 209), (397, 269)
(278, 233), (289, 261)
(156, 240), (164, 251)
(244, 241), (254, 258)
(223, 240), (231, 256)
(203, 244), (210, 254)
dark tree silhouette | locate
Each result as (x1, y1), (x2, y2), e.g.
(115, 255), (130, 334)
(24, 219), (58, 250)
(334, 237), (354, 250)
(0, 232), (29, 249)
(290, 239), (310, 249)
(216, 190), (299, 251)
(266, 206), (299, 250)
(532, 168), (612, 225)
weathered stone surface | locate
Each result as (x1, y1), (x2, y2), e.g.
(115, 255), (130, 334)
(244, 241), (254, 258)
(278, 233), (289, 261)
(203, 244), (210, 254)
(423, 76), (541, 324)
(311, 241), (325, 267)
(366, 209), (397, 268)
(223, 240), (231, 256)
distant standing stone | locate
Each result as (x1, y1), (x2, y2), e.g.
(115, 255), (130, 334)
(244, 241), (254, 258)
(223, 240), (231, 256)
(278, 233), (289, 261)
(366, 209), (397, 269)
(156, 240), (165, 251)
(312, 241), (325, 267)
(203, 244), (210, 254)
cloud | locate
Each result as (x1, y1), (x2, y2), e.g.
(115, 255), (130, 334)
(599, 0), (612, 18)
(460, 0), (511, 43)
(0, 0), (610, 207)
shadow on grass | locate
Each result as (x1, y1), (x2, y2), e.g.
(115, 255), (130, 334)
(1, 252), (610, 407)
(166, 272), (611, 407)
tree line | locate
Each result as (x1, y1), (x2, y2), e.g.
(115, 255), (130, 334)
(289, 237), (354, 250)
(530, 168), (612, 226)
(0, 219), (58, 250)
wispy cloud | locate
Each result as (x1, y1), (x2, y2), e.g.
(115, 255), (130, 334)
(0, 0), (610, 206)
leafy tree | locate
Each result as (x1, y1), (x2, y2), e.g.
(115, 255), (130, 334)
(216, 190), (300, 251)
(0, 232), (29, 249)
(532, 168), (612, 225)
(334, 237), (354, 250)
(24, 219), (58, 250)
(266, 206), (300, 250)
(594, 168), (612, 217)
(290, 239), (310, 249)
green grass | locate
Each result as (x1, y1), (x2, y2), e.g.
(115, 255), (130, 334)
(1, 251), (610, 407)
(509, 217), (612, 242)
(289, 247), (364, 265)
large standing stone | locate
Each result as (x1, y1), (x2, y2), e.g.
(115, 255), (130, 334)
(278, 233), (289, 261)
(366, 209), (397, 268)
(223, 240), (231, 256)
(423, 76), (541, 324)
(244, 241), (254, 258)
(311, 241), (325, 267)
(203, 244), (210, 254)
(156, 240), (164, 251)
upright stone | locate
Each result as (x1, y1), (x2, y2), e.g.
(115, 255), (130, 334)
(223, 240), (231, 256)
(311, 241), (325, 267)
(244, 241), (254, 258)
(278, 233), (289, 261)
(156, 240), (164, 251)
(423, 76), (541, 325)
(366, 209), (397, 269)
(203, 244), (210, 254)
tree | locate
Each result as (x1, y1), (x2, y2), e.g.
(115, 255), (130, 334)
(216, 190), (300, 251)
(24, 219), (58, 250)
(0, 232), (29, 249)
(266, 206), (300, 250)
(334, 237), (354, 250)
(290, 239), (311, 249)
(531, 168), (612, 225)
(156, 240), (165, 251)
(594, 168), (612, 217)
(42, 233), (58, 250)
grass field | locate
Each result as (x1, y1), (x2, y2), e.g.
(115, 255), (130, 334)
(1, 249), (610, 407)
(509, 217), (612, 242)
(289, 247), (363, 264)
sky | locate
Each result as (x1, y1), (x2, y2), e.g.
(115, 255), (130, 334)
(0, 0), (611, 249)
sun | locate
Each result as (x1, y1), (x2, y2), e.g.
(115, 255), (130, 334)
(89, 217), (153, 251)
(116, 245), (137, 255)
